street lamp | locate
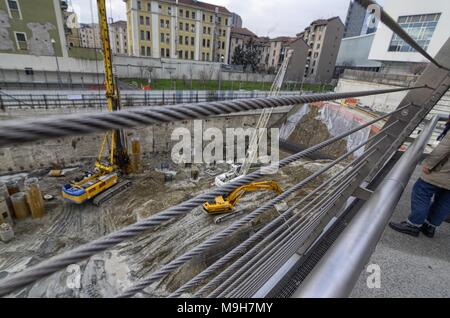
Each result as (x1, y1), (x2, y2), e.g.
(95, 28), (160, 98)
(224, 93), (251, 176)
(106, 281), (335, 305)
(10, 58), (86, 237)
(51, 38), (62, 89)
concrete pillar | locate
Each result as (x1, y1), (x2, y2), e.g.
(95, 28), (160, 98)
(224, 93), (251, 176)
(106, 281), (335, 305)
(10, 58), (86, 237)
(151, 1), (160, 58)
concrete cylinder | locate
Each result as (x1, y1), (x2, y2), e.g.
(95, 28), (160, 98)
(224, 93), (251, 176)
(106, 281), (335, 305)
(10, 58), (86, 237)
(130, 137), (142, 173)
(24, 178), (45, 219)
(0, 223), (14, 242)
(11, 192), (30, 220)
(6, 180), (20, 196)
(1, 182), (15, 220)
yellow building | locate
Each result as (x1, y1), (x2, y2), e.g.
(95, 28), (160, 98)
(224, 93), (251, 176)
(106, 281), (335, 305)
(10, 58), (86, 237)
(124, 0), (232, 62)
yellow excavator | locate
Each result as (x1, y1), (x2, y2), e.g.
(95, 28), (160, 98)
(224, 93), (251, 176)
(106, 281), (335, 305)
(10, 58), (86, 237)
(62, 0), (130, 205)
(203, 181), (283, 215)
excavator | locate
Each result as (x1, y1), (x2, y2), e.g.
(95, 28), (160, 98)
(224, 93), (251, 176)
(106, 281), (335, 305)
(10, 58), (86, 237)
(62, 0), (131, 205)
(203, 181), (283, 223)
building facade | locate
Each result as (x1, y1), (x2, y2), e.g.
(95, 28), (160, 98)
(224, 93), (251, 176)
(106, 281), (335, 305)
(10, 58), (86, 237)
(285, 37), (309, 82)
(267, 37), (295, 71)
(124, 0), (232, 62)
(300, 17), (344, 83)
(229, 27), (256, 64)
(79, 23), (101, 49)
(230, 12), (242, 28)
(0, 0), (67, 57)
(109, 20), (128, 55)
(368, 0), (450, 74)
(343, 0), (366, 38)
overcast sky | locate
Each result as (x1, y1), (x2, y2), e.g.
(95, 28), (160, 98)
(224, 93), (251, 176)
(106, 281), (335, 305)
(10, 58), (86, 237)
(70, 0), (381, 37)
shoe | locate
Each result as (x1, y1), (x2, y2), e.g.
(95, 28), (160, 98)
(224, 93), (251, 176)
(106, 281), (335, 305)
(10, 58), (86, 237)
(421, 223), (435, 238)
(389, 221), (420, 237)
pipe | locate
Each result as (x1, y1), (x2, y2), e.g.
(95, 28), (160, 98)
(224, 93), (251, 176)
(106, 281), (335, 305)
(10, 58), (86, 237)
(292, 114), (445, 298)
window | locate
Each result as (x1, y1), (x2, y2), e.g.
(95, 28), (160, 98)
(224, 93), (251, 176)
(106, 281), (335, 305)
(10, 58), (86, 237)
(185, 51), (188, 59)
(210, 16), (213, 23)
(160, 33), (164, 43)
(185, 23), (189, 31)
(24, 67), (33, 75)
(225, 18), (228, 26)
(141, 46), (145, 55)
(146, 17), (150, 25)
(180, 9), (183, 15)
(202, 39), (206, 47)
(168, 7), (171, 15)
(146, 31), (151, 41)
(186, 10), (189, 18)
(160, 19), (164, 28)
(179, 35), (183, 45)
(185, 36), (189, 45)
(15, 32), (27, 50)
(166, 20), (169, 28)
(147, 3), (151, 11)
(389, 13), (441, 52)
(206, 53), (210, 61)
(146, 47), (151, 56)
(218, 17), (222, 24)
(223, 30), (226, 36)
(313, 52), (318, 58)
(140, 30), (145, 40)
(166, 48), (170, 57)
(191, 37), (194, 46)
(140, 16), (144, 25)
(7, 0), (21, 19)
(202, 14), (205, 21)
(191, 24), (195, 32)
(222, 42), (225, 50)
(166, 34), (170, 44)
(192, 12), (195, 19)
(161, 48), (165, 57)
(202, 52), (205, 60)
(207, 39), (210, 47)
(179, 22), (183, 31)
(316, 43), (320, 49)
(191, 51), (194, 60)
(179, 50), (182, 58)
(137, 1), (141, 10)
(207, 27), (211, 34)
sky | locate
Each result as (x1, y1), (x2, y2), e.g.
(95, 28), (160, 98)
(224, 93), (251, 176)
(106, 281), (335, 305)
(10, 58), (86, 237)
(69, 0), (380, 38)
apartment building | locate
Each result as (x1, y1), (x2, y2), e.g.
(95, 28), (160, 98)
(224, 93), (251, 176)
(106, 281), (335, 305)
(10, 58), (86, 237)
(110, 20), (128, 55)
(0, 0), (67, 57)
(267, 37), (295, 70)
(300, 17), (344, 83)
(124, 0), (232, 62)
(229, 27), (257, 64)
(79, 23), (101, 49)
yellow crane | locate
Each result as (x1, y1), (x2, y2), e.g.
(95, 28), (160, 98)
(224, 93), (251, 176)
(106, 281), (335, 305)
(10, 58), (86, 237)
(62, 0), (130, 205)
(203, 181), (283, 215)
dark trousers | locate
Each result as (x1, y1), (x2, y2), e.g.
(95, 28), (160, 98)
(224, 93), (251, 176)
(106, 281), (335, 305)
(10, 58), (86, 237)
(408, 178), (450, 227)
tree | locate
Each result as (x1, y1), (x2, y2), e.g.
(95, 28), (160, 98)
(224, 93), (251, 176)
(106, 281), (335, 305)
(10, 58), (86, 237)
(231, 37), (259, 72)
(232, 45), (245, 66)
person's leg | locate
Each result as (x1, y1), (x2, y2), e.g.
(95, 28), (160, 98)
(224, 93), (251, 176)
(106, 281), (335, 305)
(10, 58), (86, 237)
(427, 189), (450, 227)
(407, 178), (438, 226)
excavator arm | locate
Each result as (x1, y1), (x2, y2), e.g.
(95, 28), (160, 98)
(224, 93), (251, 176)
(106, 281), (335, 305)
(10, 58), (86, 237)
(203, 181), (283, 215)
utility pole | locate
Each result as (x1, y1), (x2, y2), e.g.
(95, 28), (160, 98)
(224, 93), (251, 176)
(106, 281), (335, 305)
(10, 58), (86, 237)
(51, 38), (62, 89)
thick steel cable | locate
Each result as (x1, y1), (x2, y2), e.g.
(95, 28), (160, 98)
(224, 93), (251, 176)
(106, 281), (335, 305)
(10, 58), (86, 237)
(210, 172), (357, 298)
(0, 86), (421, 148)
(117, 132), (386, 298)
(191, 155), (369, 298)
(0, 106), (407, 297)
(356, 0), (449, 71)
(209, 138), (386, 297)
(171, 143), (375, 297)
(226, 188), (349, 298)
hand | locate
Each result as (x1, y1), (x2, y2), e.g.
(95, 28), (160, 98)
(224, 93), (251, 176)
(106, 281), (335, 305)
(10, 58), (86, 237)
(422, 165), (431, 175)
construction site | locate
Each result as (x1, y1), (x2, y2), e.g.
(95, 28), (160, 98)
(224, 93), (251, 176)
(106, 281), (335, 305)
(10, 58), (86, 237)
(0, 0), (449, 299)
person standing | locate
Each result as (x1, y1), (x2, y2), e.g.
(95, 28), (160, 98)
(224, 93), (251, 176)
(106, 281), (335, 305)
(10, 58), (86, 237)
(389, 124), (450, 238)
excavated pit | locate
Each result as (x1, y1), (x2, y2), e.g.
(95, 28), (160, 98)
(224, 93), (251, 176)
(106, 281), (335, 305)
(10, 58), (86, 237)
(0, 103), (380, 297)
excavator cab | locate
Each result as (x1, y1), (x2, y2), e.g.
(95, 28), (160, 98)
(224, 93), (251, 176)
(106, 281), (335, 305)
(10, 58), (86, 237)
(203, 181), (283, 215)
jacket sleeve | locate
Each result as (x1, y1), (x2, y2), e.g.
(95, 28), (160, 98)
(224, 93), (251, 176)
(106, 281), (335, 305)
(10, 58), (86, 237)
(425, 133), (450, 170)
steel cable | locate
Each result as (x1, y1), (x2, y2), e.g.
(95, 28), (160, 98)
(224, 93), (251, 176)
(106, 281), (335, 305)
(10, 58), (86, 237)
(0, 87), (421, 148)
